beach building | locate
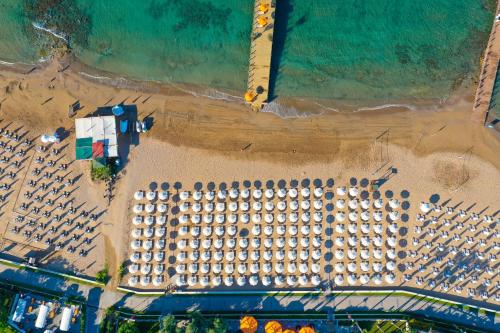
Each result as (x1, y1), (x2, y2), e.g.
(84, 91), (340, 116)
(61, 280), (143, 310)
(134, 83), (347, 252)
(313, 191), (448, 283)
(35, 303), (49, 329)
(75, 115), (118, 161)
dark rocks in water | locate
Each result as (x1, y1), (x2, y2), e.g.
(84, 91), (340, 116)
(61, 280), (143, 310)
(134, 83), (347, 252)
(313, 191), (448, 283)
(24, 0), (92, 47)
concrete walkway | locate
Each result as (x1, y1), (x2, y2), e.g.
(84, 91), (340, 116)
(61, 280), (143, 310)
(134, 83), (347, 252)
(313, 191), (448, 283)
(0, 263), (498, 332)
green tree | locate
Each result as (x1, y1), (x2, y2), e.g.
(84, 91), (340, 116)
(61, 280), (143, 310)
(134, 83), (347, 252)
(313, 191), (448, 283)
(95, 264), (110, 284)
(160, 315), (177, 333)
(117, 320), (140, 333)
(185, 322), (199, 333)
(209, 318), (228, 333)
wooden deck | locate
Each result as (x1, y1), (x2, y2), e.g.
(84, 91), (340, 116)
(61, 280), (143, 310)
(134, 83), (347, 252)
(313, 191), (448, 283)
(246, 1), (276, 111)
(472, 2), (500, 124)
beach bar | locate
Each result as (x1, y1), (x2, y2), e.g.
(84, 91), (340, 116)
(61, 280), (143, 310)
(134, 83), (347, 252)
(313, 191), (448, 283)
(75, 116), (118, 160)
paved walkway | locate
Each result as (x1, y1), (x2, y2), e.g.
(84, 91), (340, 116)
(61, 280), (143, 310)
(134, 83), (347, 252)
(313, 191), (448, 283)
(0, 263), (498, 332)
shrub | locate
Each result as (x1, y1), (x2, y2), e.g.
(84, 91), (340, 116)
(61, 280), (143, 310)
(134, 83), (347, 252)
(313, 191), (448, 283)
(95, 265), (110, 284)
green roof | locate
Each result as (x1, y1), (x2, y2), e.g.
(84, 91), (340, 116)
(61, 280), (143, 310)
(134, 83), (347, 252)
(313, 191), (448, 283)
(75, 146), (93, 160)
(92, 157), (107, 169)
(76, 137), (92, 147)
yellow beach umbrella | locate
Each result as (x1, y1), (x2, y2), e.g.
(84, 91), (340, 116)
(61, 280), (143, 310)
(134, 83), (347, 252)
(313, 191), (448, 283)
(283, 330), (295, 333)
(257, 16), (268, 27)
(244, 91), (255, 102)
(298, 327), (315, 333)
(258, 3), (269, 14)
(240, 316), (258, 333)
(265, 321), (283, 333)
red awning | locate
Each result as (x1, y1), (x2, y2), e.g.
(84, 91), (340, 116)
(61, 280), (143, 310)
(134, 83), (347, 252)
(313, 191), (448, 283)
(92, 141), (104, 158)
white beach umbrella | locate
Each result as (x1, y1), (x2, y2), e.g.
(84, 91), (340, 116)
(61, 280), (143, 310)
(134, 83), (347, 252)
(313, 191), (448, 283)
(347, 262), (357, 273)
(301, 187), (310, 197)
(386, 261), (396, 271)
(348, 224), (357, 234)
(199, 276), (209, 287)
(240, 202), (250, 212)
(212, 276), (222, 287)
(128, 263), (139, 274)
(229, 188), (238, 199)
(226, 238), (236, 249)
(276, 238), (285, 248)
(239, 238), (249, 249)
(336, 199), (345, 209)
(179, 202), (189, 213)
(212, 263), (222, 274)
(252, 214), (262, 223)
(361, 199), (370, 210)
(179, 191), (189, 201)
(249, 275), (259, 286)
(202, 214), (213, 224)
(275, 262), (285, 274)
(420, 202), (431, 213)
(264, 239), (273, 249)
(335, 249), (344, 260)
(276, 225), (286, 235)
(347, 248), (357, 260)
(240, 188), (250, 199)
(158, 204), (167, 213)
(265, 189), (274, 199)
(214, 251), (223, 262)
(262, 276), (272, 286)
(360, 249), (370, 260)
(265, 213), (274, 223)
(301, 200), (311, 210)
(288, 188), (298, 198)
(373, 211), (383, 222)
(227, 225), (237, 236)
(311, 275), (321, 286)
(335, 224), (345, 234)
(373, 224), (383, 234)
(140, 276), (151, 287)
(237, 276), (246, 286)
(158, 191), (168, 202)
(205, 191), (215, 201)
(313, 224), (322, 235)
(313, 212), (322, 222)
(312, 249), (322, 260)
(348, 187), (358, 197)
(287, 275), (297, 286)
(277, 201), (286, 211)
(299, 275), (309, 286)
(217, 190), (227, 200)
(190, 215), (200, 225)
(253, 189), (262, 199)
(204, 203), (214, 213)
(144, 227), (154, 238)
(348, 274), (357, 285)
(156, 215), (166, 225)
(301, 225), (310, 235)
(335, 237), (344, 247)
(373, 262), (383, 273)
(143, 240), (153, 251)
(253, 201), (262, 211)
(265, 201), (274, 212)
(311, 263), (321, 274)
(387, 249), (396, 260)
(374, 199), (384, 209)
(313, 200), (323, 210)
(275, 275), (285, 286)
(348, 199), (358, 210)
(373, 235), (383, 247)
(224, 276), (234, 287)
(312, 237), (322, 248)
(289, 237), (298, 248)
(251, 250), (260, 261)
(336, 187), (347, 196)
(373, 274), (382, 285)
(134, 191), (144, 201)
(361, 237), (370, 247)
(348, 212), (358, 222)
(264, 249), (273, 260)
(264, 225), (273, 236)
(361, 223), (370, 234)
(227, 214), (237, 224)
(238, 214), (248, 224)
(131, 240), (141, 250)
(314, 187), (323, 198)
(229, 202), (238, 212)
(142, 252), (152, 262)
(361, 211), (370, 222)
(191, 226), (201, 237)
(251, 238), (260, 249)
(334, 275), (344, 286)
(131, 228), (142, 239)
(360, 261), (370, 272)
(263, 262), (272, 273)
(178, 215), (189, 224)
(385, 273), (396, 284)
(389, 199), (400, 209)
(300, 237), (310, 247)
(300, 249), (310, 261)
(214, 238), (223, 249)
(389, 211), (399, 221)
(288, 225), (298, 236)
(155, 239), (165, 250)
(133, 216), (143, 226)
(360, 274), (370, 285)
(335, 263), (345, 273)
(278, 188), (287, 198)
(289, 212), (299, 223)
(290, 200), (299, 211)
(287, 262), (297, 274)
(301, 212), (310, 222)
(276, 250), (285, 261)
(215, 226), (224, 237)
(203, 225), (212, 237)
(348, 236), (357, 247)
(387, 236), (397, 248)
(389, 223), (398, 234)
(146, 191), (157, 201)
(133, 204), (144, 214)
(177, 239), (187, 249)
(225, 251), (235, 262)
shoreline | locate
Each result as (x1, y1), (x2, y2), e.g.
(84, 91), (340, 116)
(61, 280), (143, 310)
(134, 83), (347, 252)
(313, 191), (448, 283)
(0, 54), (478, 117)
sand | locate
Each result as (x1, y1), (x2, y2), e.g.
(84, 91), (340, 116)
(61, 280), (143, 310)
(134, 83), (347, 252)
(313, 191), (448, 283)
(0, 57), (498, 298)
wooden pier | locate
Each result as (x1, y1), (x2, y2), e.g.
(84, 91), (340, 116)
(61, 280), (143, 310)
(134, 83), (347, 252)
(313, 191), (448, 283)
(472, 3), (500, 124)
(245, 1), (276, 111)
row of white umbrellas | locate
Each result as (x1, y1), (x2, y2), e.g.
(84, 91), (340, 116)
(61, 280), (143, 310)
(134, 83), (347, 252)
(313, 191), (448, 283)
(174, 274), (323, 287)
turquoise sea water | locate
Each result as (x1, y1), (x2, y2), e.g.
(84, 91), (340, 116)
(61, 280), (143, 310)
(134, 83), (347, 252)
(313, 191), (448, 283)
(0, 0), (495, 104)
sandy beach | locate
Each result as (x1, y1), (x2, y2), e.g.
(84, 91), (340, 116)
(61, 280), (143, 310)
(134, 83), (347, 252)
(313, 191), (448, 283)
(0, 57), (498, 302)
